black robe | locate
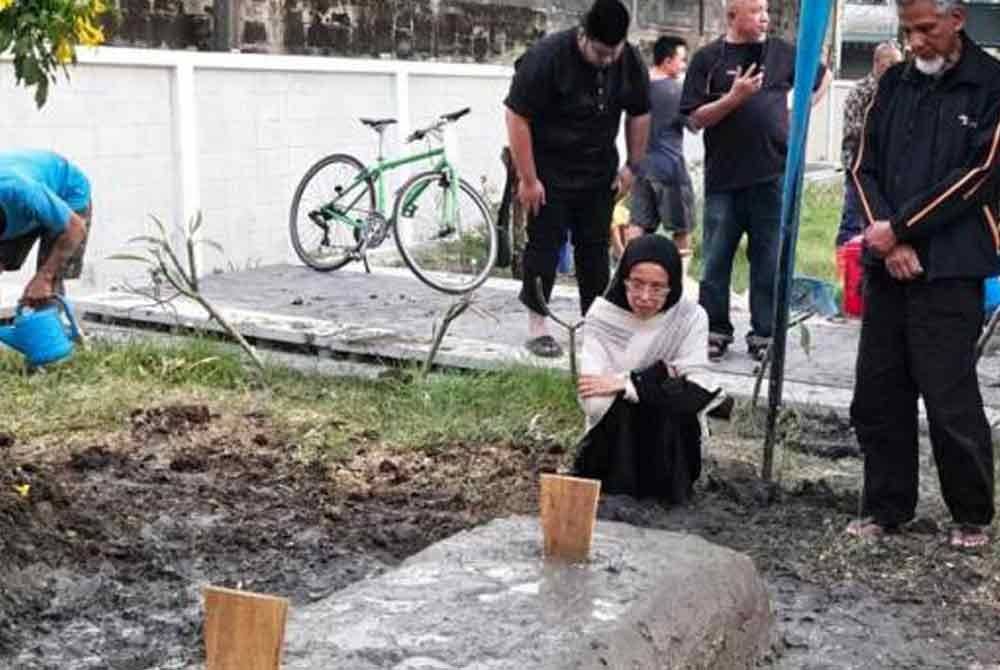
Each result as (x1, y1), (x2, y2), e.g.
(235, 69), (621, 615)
(573, 365), (714, 504)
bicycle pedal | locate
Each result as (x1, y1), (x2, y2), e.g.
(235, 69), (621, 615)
(434, 225), (456, 240)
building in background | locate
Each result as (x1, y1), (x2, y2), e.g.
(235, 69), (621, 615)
(839, 0), (897, 78)
(839, 0), (999, 79)
(102, 0), (736, 63)
(100, 1), (1000, 77)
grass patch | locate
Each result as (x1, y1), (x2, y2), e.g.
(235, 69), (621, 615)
(0, 339), (582, 459)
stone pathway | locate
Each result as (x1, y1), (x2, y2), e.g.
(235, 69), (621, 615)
(8, 263), (1000, 418)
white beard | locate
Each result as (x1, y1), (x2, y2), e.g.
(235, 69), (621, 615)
(914, 55), (945, 75)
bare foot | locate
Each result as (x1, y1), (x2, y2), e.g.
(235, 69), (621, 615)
(949, 525), (989, 549)
(845, 517), (886, 539)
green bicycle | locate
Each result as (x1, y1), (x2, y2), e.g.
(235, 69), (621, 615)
(289, 107), (498, 294)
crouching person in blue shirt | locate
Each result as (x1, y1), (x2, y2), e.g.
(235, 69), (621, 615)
(0, 150), (92, 307)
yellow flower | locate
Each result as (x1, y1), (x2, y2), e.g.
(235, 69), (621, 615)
(0, 0), (15, 11)
(91, 0), (107, 14)
(74, 16), (105, 46)
(13, 484), (29, 498)
(55, 40), (74, 64)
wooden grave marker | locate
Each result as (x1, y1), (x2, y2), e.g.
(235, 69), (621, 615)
(203, 585), (289, 670)
(539, 473), (601, 562)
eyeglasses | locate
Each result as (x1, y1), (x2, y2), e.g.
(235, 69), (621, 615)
(624, 278), (670, 299)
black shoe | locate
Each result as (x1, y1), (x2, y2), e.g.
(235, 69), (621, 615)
(524, 335), (563, 358)
(746, 335), (772, 362)
(708, 338), (729, 362)
(705, 392), (734, 420)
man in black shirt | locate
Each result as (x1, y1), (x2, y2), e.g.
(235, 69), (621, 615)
(847, 0), (1000, 548)
(680, 0), (830, 361)
(505, 0), (651, 358)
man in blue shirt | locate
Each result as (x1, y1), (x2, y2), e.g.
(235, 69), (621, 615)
(0, 150), (91, 306)
(630, 35), (696, 258)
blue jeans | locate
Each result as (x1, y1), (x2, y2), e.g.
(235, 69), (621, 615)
(698, 178), (782, 342)
(836, 177), (864, 246)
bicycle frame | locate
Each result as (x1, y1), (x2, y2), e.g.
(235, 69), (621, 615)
(314, 145), (459, 232)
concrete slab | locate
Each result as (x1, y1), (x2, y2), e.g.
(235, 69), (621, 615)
(282, 516), (772, 670)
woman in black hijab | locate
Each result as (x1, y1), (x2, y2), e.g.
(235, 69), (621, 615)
(573, 235), (723, 503)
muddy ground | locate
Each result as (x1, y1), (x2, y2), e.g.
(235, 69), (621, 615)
(1, 403), (998, 669)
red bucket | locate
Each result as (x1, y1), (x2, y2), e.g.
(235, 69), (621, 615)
(836, 237), (864, 318)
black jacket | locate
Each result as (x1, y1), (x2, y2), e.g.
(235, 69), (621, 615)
(852, 33), (1000, 279)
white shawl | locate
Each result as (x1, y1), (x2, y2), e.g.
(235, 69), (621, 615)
(578, 296), (711, 431)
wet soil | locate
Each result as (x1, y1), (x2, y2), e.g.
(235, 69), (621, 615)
(1, 404), (998, 669)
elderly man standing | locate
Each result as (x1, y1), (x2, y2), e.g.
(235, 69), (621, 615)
(505, 0), (650, 359)
(680, 0), (830, 361)
(848, 0), (1000, 548)
(835, 41), (903, 247)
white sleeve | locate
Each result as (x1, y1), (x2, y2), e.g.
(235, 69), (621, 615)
(671, 306), (712, 387)
(622, 376), (639, 403)
(578, 323), (628, 422)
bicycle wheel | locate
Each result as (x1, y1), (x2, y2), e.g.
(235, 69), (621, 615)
(289, 153), (375, 271)
(392, 170), (497, 294)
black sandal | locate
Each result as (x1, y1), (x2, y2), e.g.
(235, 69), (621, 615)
(524, 335), (563, 358)
(708, 339), (728, 361)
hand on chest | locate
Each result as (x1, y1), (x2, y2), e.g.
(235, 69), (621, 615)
(706, 43), (792, 98)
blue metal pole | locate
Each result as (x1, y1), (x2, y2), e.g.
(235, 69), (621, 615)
(762, 0), (834, 481)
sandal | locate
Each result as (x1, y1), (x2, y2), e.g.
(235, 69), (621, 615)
(746, 335), (771, 363)
(949, 525), (990, 549)
(748, 342), (769, 363)
(845, 517), (887, 539)
(704, 390), (734, 420)
(708, 339), (729, 362)
(524, 335), (563, 359)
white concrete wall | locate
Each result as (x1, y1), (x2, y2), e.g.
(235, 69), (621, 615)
(195, 68), (397, 271)
(0, 48), (513, 293)
(0, 60), (177, 291)
(1, 46), (852, 294)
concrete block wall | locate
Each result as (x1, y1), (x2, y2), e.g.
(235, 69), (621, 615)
(408, 74), (510, 188)
(195, 68), (396, 272)
(0, 61), (177, 291)
(1, 47), (849, 295)
(0, 49), (514, 292)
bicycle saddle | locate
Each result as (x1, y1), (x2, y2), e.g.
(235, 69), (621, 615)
(360, 118), (397, 131)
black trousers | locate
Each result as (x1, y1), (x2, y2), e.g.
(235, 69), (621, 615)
(518, 188), (613, 317)
(850, 267), (994, 527)
(573, 396), (702, 504)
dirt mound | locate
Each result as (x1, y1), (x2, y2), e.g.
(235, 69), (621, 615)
(0, 405), (565, 669)
(129, 403), (213, 438)
(1, 405), (997, 669)
(68, 445), (129, 472)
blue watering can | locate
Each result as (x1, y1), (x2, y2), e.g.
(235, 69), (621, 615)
(0, 296), (82, 367)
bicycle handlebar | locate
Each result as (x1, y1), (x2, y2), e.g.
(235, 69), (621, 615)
(405, 107), (472, 143)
